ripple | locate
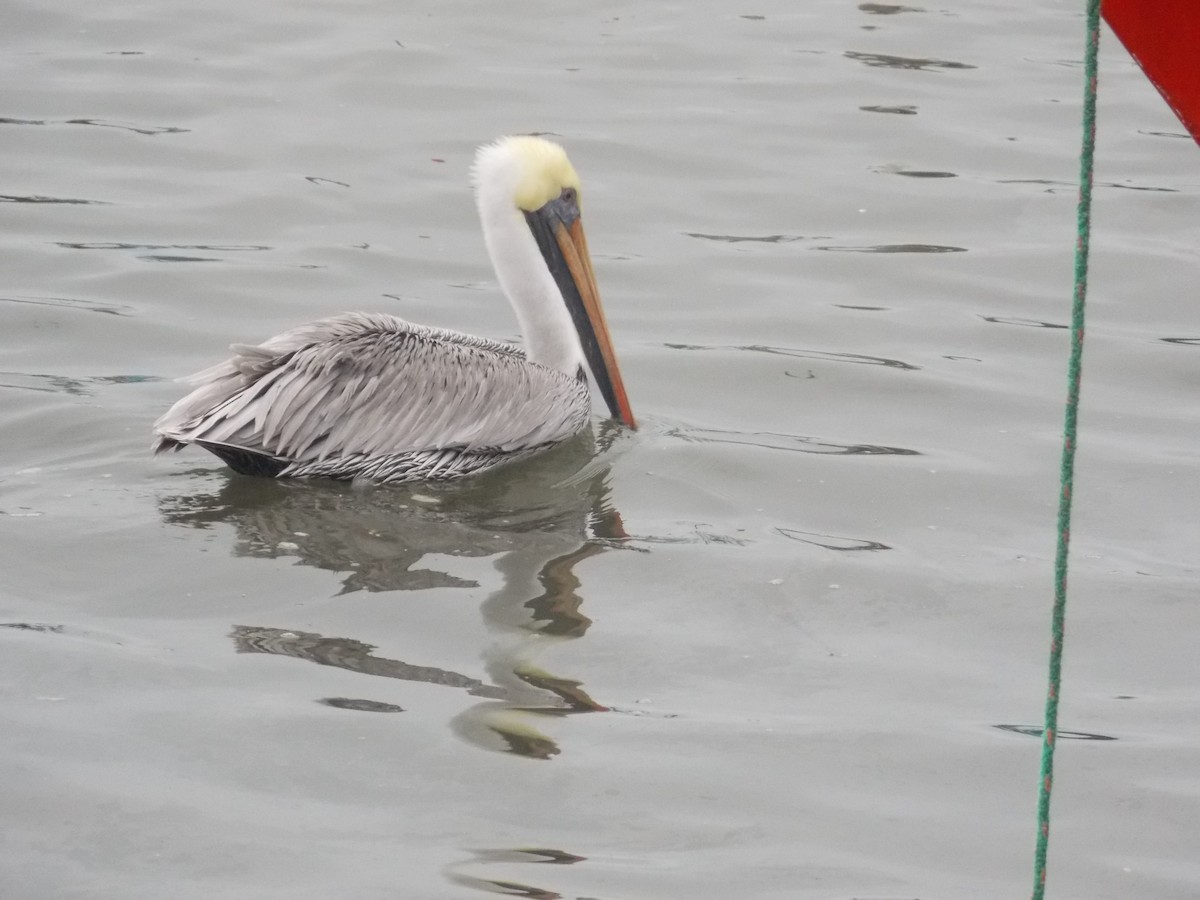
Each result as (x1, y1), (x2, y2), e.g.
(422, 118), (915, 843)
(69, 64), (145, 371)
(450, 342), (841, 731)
(1, 194), (105, 205)
(775, 527), (892, 551)
(0, 371), (165, 396)
(0, 295), (135, 316)
(1160, 337), (1200, 346)
(859, 104), (918, 115)
(664, 342), (920, 370)
(859, 2), (924, 13)
(54, 241), (271, 264)
(56, 241), (271, 252)
(305, 176), (350, 188)
(998, 177), (1180, 194)
(473, 848), (585, 866)
(446, 847), (586, 898)
(1102, 181), (1179, 193)
(669, 425), (921, 456)
(883, 169), (957, 178)
(844, 50), (976, 71)
(980, 315), (1067, 329)
(684, 232), (827, 243)
(139, 254), (220, 263)
(0, 116), (187, 135)
(994, 724), (1117, 741)
(815, 243), (967, 253)
(0, 622), (66, 634)
(318, 697), (405, 713)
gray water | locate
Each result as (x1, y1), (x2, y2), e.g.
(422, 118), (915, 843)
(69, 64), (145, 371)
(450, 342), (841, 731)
(3, 2), (1199, 898)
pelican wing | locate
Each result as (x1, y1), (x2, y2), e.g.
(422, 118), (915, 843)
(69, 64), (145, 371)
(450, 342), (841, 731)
(153, 313), (590, 466)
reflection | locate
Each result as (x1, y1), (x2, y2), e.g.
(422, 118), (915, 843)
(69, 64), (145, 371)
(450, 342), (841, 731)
(445, 847), (586, 899)
(160, 428), (628, 759)
(1160, 337), (1200, 346)
(160, 433), (621, 595)
(0, 371), (163, 396)
(232, 625), (508, 698)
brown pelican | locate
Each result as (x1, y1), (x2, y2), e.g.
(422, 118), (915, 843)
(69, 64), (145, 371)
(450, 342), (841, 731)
(153, 135), (636, 483)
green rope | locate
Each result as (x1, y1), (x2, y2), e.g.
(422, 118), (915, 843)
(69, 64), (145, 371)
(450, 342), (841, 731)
(1032, 1), (1101, 897)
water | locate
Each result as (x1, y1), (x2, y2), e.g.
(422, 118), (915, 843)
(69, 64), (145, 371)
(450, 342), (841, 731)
(4, 1), (1199, 897)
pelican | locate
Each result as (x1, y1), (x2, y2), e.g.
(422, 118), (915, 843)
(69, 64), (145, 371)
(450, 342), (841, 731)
(153, 135), (636, 483)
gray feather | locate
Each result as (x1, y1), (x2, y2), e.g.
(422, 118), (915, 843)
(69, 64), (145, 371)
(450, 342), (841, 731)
(153, 313), (591, 483)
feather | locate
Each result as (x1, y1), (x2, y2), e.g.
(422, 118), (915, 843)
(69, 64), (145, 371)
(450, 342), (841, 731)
(153, 313), (591, 483)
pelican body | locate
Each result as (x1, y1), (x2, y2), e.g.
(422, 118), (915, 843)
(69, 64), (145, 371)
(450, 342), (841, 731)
(153, 136), (635, 483)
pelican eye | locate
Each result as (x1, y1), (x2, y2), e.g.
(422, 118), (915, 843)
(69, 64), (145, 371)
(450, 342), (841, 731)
(561, 186), (578, 207)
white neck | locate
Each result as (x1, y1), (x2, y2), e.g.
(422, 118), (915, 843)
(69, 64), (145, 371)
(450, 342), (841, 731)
(474, 157), (585, 375)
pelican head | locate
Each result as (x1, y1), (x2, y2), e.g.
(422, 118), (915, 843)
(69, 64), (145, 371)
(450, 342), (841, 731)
(473, 136), (636, 430)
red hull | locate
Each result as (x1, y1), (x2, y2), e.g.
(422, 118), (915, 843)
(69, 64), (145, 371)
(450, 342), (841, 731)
(1104, 0), (1200, 144)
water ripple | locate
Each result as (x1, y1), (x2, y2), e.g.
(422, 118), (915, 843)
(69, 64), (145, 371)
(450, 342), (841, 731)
(56, 241), (271, 252)
(878, 168), (957, 178)
(318, 697), (405, 713)
(860, 104), (918, 115)
(669, 425), (921, 456)
(994, 724), (1117, 741)
(446, 847), (586, 899)
(0, 116), (187, 135)
(980, 315), (1067, 329)
(859, 2), (925, 13)
(305, 176), (350, 188)
(775, 527), (892, 551)
(815, 243), (967, 253)
(999, 177), (1180, 194)
(0, 295), (135, 316)
(665, 342), (920, 370)
(1138, 129), (1190, 139)
(684, 232), (828, 243)
(844, 50), (976, 71)
(0, 372), (163, 396)
(1, 194), (105, 205)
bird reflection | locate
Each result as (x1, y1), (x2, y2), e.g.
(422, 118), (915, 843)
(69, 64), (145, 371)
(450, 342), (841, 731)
(444, 847), (586, 900)
(159, 426), (631, 760)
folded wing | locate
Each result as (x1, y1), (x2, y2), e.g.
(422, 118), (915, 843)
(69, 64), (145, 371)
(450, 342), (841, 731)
(153, 312), (590, 468)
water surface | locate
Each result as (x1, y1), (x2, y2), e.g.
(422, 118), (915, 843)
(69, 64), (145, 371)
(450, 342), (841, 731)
(4, 2), (1199, 898)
